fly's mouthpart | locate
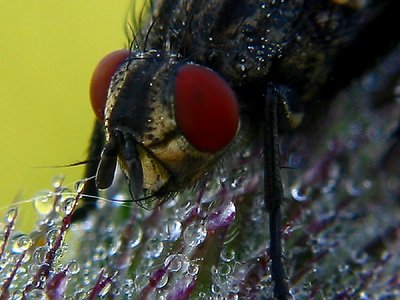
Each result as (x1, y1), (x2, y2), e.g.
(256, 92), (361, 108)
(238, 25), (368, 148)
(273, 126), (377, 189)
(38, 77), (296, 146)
(118, 131), (144, 200)
(96, 127), (172, 200)
(95, 132), (118, 190)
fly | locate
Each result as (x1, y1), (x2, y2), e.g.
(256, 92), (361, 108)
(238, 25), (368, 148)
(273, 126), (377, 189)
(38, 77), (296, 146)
(75, 1), (400, 299)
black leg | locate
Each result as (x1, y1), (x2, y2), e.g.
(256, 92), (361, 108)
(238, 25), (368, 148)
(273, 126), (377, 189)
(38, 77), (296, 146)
(381, 119), (400, 170)
(71, 120), (105, 222)
(264, 84), (290, 300)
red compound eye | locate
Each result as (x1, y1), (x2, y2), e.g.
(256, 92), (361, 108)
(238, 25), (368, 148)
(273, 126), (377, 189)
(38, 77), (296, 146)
(90, 49), (130, 121)
(174, 64), (239, 153)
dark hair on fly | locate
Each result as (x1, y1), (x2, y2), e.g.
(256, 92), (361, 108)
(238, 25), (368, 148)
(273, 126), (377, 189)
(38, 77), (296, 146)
(125, 0), (159, 53)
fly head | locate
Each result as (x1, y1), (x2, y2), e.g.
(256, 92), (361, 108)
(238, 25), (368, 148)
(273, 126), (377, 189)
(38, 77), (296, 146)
(90, 50), (240, 202)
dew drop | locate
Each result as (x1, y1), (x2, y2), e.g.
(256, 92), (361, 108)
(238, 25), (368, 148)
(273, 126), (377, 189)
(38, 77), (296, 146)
(93, 245), (108, 261)
(67, 260), (80, 275)
(98, 281), (112, 297)
(145, 240), (164, 258)
(359, 291), (372, 300)
(309, 238), (324, 254)
(5, 207), (18, 224)
(291, 184), (310, 202)
(250, 206), (263, 222)
(229, 283), (240, 294)
(211, 265), (219, 276)
(11, 234), (32, 254)
(211, 283), (221, 295)
(129, 227), (143, 249)
(351, 250), (369, 265)
(74, 180), (86, 194)
(302, 281), (313, 293)
(59, 196), (76, 215)
(11, 292), (24, 300)
(187, 263), (199, 276)
(183, 223), (207, 248)
(33, 191), (54, 216)
(72, 288), (87, 299)
(220, 248), (235, 262)
(34, 246), (50, 264)
(218, 263), (231, 276)
(345, 179), (371, 197)
(162, 219), (182, 241)
(51, 175), (65, 189)
(46, 228), (60, 246)
(25, 288), (48, 300)
(338, 263), (350, 273)
(121, 279), (134, 294)
(134, 273), (148, 290)
(165, 254), (183, 272)
(156, 272), (169, 288)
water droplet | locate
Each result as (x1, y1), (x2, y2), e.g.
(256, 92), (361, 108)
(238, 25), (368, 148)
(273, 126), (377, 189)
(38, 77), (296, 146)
(351, 250), (369, 265)
(145, 240), (164, 258)
(93, 245), (108, 261)
(229, 283), (240, 294)
(33, 191), (54, 215)
(187, 263), (199, 276)
(67, 260), (80, 275)
(5, 207), (18, 224)
(162, 219), (182, 241)
(129, 227), (143, 249)
(345, 179), (371, 197)
(26, 288), (48, 300)
(74, 180), (86, 194)
(302, 281), (313, 293)
(183, 223), (207, 248)
(11, 234), (32, 254)
(359, 291), (372, 300)
(206, 201), (236, 231)
(250, 206), (263, 221)
(220, 248), (235, 262)
(98, 281), (112, 297)
(51, 175), (65, 189)
(165, 254), (183, 272)
(34, 246), (50, 264)
(11, 292), (24, 300)
(211, 283), (221, 295)
(121, 279), (134, 294)
(59, 196), (76, 216)
(309, 237), (326, 254)
(218, 263), (231, 276)
(134, 274), (148, 290)
(291, 184), (310, 202)
(46, 228), (60, 246)
(156, 272), (169, 288)
(338, 263), (350, 273)
(211, 265), (219, 275)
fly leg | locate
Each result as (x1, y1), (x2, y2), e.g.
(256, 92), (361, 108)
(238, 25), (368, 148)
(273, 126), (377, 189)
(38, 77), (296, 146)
(381, 119), (400, 167)
(72, 120), (105, 221)
(264, 84), (291, 300)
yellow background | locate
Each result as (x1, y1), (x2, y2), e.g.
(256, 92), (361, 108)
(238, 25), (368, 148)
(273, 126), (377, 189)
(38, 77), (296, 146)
(0, 1), (132, 220)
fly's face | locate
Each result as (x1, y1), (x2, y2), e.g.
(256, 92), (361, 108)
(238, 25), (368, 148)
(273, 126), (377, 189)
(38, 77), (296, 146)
(90, 50), (240, 200)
